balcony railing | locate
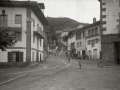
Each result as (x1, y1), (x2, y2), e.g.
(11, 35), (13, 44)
(33, 25), (45, 39)
(0, 20), (22, 31)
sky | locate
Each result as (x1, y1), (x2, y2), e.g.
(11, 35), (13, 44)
(22, 0), (100, 23)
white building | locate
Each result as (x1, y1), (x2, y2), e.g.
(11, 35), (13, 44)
(67, 30), (76, 56)
(85, 21), (101, 59)
(67, 18), (101, 59)
(0, 1), (48, 66)
(75, 29), (86, 59)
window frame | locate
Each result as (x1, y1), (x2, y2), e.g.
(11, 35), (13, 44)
(15, 32), (22, 41)
(15, 14), (22, 24)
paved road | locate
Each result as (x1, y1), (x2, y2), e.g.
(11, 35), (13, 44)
(0, 53), (120, 90)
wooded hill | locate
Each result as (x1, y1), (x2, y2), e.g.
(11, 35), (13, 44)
(46, 17), (89, 31)
(46, 17), (89, 40)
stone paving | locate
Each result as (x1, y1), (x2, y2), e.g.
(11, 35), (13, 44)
(0, 52), (120, 90)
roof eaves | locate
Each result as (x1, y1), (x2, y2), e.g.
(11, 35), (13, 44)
(74, 21), (100, 33)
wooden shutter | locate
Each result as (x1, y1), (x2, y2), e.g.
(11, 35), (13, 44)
(19, 52), (23, 62)
(8, 52), (13, 62)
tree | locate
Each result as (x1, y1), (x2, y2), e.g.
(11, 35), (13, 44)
(63, 35), (68, 42)
(0, 28), (17, 51)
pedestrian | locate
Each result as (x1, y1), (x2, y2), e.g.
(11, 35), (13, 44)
(79, 60), (81, 69)
(68, 56), (70, 63)
(66, 52), (68, 57)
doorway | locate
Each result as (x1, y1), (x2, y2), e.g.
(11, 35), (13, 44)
(93, 49), (97, 59)
(114, 42), (120, 64)
(40, 54), (41, 62)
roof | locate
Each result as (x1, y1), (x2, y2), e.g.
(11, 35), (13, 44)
(68, 21), (100, 35)
(0, 1), (48, 25)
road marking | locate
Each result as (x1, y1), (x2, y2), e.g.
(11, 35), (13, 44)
(58, 47), (63, 55)
(57, 56), (67, 65)
(9, 67), (58, 75)
(0, 74), (27, 86)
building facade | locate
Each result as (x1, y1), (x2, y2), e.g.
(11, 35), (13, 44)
(0, 1), (48, 65)
(68, 19), (101, 59)
(99, 0), (120, 64)
(85, 21), (101, 59)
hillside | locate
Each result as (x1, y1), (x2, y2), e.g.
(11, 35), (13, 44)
(46, 17), (89, 31)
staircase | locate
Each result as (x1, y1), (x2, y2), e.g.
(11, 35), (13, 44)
(58, 42), (67, 52)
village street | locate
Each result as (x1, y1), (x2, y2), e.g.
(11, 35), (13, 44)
(0, 51), (120, 90)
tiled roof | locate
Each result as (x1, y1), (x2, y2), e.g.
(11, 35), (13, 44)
(68, 21), (100, 35)
(0, 1), (48, 25)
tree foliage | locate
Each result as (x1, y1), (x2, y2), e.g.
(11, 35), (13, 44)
(49, 25), (57, 41)
(63, 35), (68, 42)
(0, 28), (17, 51)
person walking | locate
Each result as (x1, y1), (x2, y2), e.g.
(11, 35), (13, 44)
(79, 60), (81, 69)
(68, 56), (70, 63)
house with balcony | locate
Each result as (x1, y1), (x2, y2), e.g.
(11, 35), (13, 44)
(85, 20), (101, 59)
(99, 0), (120, 65)
(0, 1), (48, 66)
(67, 18), (101, 59)
(68, 30), (76, 56)
(74, 27), (86, 59)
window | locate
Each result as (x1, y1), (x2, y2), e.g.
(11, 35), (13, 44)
(15, 32), (21, 41)
(33, 33), (35, 43)
(95, 27), (98, 34)
(93, 29), (95, 35)
(95, 38), (99, 43)
(77, 42), (79, 47)
(15, 15), (22, 24)
(91, 29), (93, 35)
(0, 15), (7, 27)
(76, 32), (81, 39)
(88, 30), (90, 36)
(91, 39), (95, 47)
(88, 40), (91, 45)
(83, 31), (85, 38)
(80, 42), (81, 46)
(40, 38), (41, 46)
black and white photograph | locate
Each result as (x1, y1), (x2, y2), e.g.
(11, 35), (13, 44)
(0, 0), (120, 90)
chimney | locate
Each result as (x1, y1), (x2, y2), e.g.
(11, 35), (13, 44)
(93, 17), (96, 23)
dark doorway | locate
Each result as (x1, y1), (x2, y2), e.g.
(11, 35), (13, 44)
(40, 54), (41, 62)
(82, 50), (85, 55)
(114, 42), (120, 64)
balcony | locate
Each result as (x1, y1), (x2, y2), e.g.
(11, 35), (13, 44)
(0, 20), (22, 32)
(33, 25), (45, 39)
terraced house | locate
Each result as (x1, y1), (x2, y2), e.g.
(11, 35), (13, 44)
(0, 1), (48, 66)
(99, 0), (120, 65)
(85, 20), (101, 59)
(68, 18), (101, 59)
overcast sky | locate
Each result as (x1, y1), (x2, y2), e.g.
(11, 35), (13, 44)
(23, 0), (100, 23)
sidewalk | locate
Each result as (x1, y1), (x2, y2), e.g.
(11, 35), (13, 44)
(0, 61), (42, 86)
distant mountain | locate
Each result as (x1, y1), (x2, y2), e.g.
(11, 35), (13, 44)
(46, 17), (89, 31)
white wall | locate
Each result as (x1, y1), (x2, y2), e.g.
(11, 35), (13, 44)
(68, 33), (76, 49)
(31, 9), (44, 60)
(102, 0), (120, 35)
(0, 7), (27, 62)
(0, 7), (27, 47)
(86, 35), (101, 59)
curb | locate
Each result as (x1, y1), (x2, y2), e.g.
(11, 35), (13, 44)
(0, 74), (27, 86)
